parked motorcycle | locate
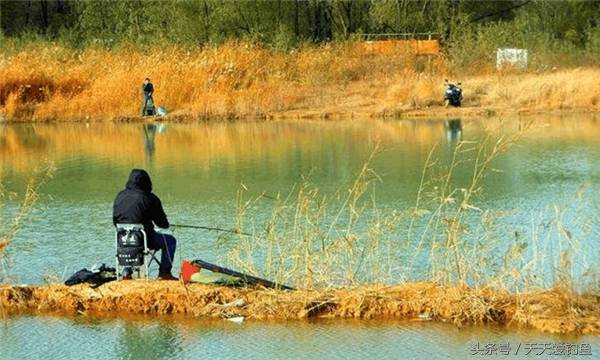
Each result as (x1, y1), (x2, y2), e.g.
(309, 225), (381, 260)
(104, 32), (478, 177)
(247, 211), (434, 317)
(444, 80), (463, 107)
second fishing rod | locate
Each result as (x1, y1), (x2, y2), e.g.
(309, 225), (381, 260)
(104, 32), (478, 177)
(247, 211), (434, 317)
(170, 223), (252, 236)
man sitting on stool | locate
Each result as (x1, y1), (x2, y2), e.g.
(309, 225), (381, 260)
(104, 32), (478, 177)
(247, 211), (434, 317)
(113, 169), (178, 280)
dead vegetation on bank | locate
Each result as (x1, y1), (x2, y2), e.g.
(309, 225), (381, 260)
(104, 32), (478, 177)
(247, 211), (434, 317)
(1, 42), (600, 122)
(1, 281), (598, 335)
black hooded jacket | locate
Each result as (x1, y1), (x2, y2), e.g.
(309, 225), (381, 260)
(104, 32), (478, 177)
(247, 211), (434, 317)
(113, 169), (169, 242)
(143, 82), (154, 96)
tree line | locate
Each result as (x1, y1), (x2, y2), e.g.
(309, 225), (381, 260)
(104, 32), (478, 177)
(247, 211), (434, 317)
(1, 0), (600, 51)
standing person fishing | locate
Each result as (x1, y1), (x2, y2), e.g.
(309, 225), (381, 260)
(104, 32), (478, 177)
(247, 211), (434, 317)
(113, 169), (178, 280)
(141, 78), (155, 116)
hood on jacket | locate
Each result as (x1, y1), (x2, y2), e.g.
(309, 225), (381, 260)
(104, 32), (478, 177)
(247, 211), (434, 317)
(125, 169), (153, 192)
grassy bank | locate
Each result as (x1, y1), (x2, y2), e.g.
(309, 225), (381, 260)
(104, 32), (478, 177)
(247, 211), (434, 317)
(1, 281), (598, 335)
(1, 42), (600, 122)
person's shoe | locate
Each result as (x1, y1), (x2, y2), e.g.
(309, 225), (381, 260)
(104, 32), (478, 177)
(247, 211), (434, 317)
(158, 273), (178, 281)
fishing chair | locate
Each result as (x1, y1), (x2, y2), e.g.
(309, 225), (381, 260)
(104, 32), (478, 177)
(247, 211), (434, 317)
(115, 224), (161, 280)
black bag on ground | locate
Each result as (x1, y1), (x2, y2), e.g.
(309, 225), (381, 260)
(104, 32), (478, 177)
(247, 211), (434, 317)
(65, 264), (117, 288)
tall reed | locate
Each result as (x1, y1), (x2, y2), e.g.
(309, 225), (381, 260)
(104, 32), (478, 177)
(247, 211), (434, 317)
(220, 120), (598, 297)
(0, 165), (54, 275)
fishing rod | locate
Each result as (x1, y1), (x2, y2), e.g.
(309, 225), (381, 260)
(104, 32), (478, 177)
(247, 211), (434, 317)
(192, 259), (295, 290)
(170, 224), (252, 236)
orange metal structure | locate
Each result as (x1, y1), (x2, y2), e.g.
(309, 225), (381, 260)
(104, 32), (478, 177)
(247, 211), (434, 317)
(363, 39), (440, 55)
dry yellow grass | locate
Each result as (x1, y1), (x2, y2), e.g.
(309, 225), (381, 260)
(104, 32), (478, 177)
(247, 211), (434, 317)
(0, 42), (434, 121)
(1, 281), (598, 335)
(0, 43), (594, 121)
(466, 68), (600, 110)
(0, 239), (8, 256)
(4, 41), (597, 122)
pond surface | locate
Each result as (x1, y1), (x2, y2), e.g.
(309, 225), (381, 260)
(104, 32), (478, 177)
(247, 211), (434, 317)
(1, 315), (598, 359)
(1, 116), (599, 358)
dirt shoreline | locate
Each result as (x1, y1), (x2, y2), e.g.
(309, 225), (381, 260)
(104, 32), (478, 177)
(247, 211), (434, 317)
(1, 281), (598, 335)
(2, 106), (598, 125)
(270, 106), (600, 121)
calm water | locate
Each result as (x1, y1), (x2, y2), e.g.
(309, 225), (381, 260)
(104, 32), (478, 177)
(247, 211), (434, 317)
(1, 315), (598, 360)
(1, 116), (599, 358)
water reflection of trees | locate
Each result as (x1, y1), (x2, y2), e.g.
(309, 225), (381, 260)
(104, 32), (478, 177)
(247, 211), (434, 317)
(1, 115), (599, 176)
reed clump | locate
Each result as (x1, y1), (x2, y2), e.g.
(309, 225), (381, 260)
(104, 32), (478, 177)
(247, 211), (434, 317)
(0, 165), (54, 278)
(2, 41), (599, 122)
(0, 165), (53, 320)
(207, 121), (598, 332)
(224, 120), (597, 291)
(222, 130), (521, 288)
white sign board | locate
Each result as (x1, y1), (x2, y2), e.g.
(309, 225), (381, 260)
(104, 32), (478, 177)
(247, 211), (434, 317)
(496, 48), (528, 69)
